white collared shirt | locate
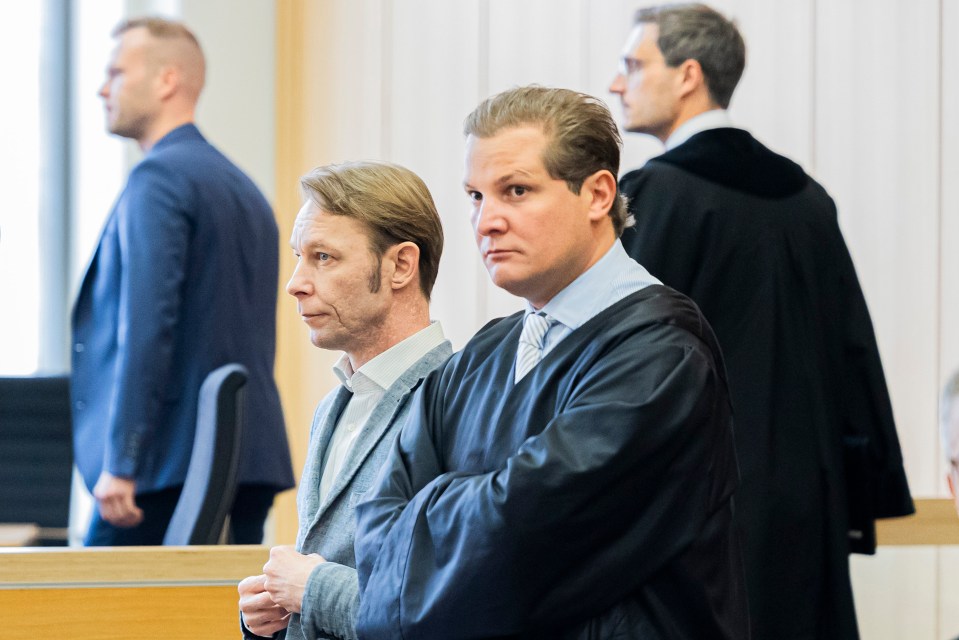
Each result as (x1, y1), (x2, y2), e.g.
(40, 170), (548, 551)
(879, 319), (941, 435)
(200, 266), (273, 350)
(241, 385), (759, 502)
(665, 109), (736, 150)
(318, 321), (447, 502)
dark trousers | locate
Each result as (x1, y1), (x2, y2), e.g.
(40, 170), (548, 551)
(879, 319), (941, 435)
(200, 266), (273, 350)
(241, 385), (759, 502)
(84, 483), (278, 546)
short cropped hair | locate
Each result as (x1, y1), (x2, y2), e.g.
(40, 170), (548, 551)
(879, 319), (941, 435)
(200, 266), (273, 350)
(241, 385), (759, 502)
(300, 161), (444, 300)
(635, 3), (746, 109)
(113, 16), (200, 44)
(463, 85), (632, 237)
(112, 16), (205, 95)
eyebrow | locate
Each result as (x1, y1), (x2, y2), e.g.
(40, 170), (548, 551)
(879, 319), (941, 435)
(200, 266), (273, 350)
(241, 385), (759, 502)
(289, 237), (332, 252)
(463, 170), (536, 190)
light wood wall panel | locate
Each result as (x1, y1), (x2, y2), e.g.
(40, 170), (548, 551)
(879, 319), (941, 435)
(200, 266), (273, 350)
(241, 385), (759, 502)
(852, 548), (939, 639)
(315, 0), (388, 163)
(389, 0), (488, 348)
(487, 0), (586, 92)
(941, 0), (959, 488)
(942, 548), (959, 639)
(815, 0), (941, 496)
(718, 0), (814, 167)
(273, 0), (341, 544)
(850, 545), (959, 640)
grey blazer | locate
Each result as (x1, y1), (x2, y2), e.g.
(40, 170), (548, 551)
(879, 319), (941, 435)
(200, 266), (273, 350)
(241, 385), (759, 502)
(246, 341), (451, 640)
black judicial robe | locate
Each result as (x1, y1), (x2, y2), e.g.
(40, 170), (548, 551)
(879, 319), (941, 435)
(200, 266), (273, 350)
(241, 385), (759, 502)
(619, 128), (914, 640)
(354, 286), (749, 639)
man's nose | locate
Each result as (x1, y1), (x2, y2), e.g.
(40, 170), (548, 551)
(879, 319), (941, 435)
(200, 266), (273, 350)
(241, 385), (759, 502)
(474, 200), (506, 236)
(285, 263), (311, 297)
(609, 73), (626, 94)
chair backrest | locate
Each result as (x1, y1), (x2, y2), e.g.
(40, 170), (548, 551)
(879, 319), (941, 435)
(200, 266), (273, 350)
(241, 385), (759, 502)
(163, 364), (247, 545)
(0, 376), (72, 540)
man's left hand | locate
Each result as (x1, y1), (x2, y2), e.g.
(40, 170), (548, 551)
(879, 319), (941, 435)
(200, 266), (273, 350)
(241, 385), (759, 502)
(92, 471), (143, 527)
(262, 545), (325, 614)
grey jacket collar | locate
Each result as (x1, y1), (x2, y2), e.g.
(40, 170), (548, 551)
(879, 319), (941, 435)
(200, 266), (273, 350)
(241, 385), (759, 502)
(306, 340), (452, 526)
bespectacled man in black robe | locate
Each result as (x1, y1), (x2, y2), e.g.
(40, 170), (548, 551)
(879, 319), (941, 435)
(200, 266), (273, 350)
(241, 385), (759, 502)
(610, 5), (914, 640)
(353, 86), (749, 639)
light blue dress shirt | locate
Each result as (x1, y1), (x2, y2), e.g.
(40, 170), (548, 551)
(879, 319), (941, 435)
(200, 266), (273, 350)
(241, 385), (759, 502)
(665, 108), (736, 150)
(530, 241), (661, 359)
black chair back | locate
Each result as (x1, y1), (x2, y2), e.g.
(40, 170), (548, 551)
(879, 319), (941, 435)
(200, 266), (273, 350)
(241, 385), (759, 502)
(0, 376), (72, 543)
(163, 364), (247, 545)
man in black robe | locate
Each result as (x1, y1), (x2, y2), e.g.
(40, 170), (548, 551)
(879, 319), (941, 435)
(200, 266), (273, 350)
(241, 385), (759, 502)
(609, 5), (914, 639)
(353, 86), (749, 639)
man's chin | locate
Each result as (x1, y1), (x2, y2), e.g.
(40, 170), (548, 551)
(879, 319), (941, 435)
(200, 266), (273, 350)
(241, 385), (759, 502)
(309, 331), (344, 353)
(488, 271), (531, 301)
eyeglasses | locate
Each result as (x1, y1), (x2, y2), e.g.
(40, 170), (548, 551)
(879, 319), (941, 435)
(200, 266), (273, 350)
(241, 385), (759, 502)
(618, 56), (644, 77)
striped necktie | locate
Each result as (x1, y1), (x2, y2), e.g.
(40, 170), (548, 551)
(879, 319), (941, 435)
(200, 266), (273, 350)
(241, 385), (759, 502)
(515, 312), (553, 383)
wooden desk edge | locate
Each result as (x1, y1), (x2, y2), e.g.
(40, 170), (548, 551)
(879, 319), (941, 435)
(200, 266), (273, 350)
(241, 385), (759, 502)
(876, 498), (959, 546)
(0, 498), (954, 588)
(0, 545), (269, 586)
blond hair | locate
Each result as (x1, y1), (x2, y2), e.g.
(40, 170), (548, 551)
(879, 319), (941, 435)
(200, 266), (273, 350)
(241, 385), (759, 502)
(464, 85), (632, 236)
(300, 162), (444, 299)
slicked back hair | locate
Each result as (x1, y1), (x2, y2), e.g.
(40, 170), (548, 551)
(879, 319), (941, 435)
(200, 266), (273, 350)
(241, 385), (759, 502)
(463, 85), (633, 237)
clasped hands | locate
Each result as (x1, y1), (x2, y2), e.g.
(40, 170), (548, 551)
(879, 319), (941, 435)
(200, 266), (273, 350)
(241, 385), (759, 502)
(239, 545), (325, 637)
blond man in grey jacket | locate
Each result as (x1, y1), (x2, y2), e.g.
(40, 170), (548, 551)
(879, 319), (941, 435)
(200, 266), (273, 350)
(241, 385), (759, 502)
(239, 161), (451, 640)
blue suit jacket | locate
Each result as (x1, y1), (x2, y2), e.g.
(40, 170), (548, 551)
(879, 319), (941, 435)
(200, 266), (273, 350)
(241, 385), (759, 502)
(71, 124), (294, 495)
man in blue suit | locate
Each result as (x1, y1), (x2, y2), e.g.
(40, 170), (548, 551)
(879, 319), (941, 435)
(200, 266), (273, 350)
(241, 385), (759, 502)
(72, 17), (294, 546)
(238, 161), (451, 639)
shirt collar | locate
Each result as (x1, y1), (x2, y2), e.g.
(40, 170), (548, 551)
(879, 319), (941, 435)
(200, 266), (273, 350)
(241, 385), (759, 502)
(532, 242), (658, 331)
(666, 109), (734, 150)
(149, 123), (203, 154)
(332, 321), (447, 393)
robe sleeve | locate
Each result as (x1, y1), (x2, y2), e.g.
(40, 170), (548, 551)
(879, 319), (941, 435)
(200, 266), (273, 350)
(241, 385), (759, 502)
(106, 160), (191, 479)
(354, 336), (735, 639)
(827, 211), (914, 521)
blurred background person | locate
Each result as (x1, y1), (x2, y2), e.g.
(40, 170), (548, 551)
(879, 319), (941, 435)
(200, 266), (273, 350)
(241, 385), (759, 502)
(941, 371), (959, 517)
(239, 161), (450, 639)
(609, 4), (914, 639)
(72, 16), (293, 546)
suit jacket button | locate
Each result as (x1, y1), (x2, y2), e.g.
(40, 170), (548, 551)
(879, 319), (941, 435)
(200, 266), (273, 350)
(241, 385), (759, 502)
(74, 343), (85, 353)
(75, 400), (86, 410)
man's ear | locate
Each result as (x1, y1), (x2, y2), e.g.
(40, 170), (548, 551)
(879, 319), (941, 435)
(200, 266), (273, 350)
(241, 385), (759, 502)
(583, 170), (618, 223)
(388, 242), (420, 291)
(677, 58), (706, 100)
(948, 472), (956, 500)
(155, 65), (179, 101)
